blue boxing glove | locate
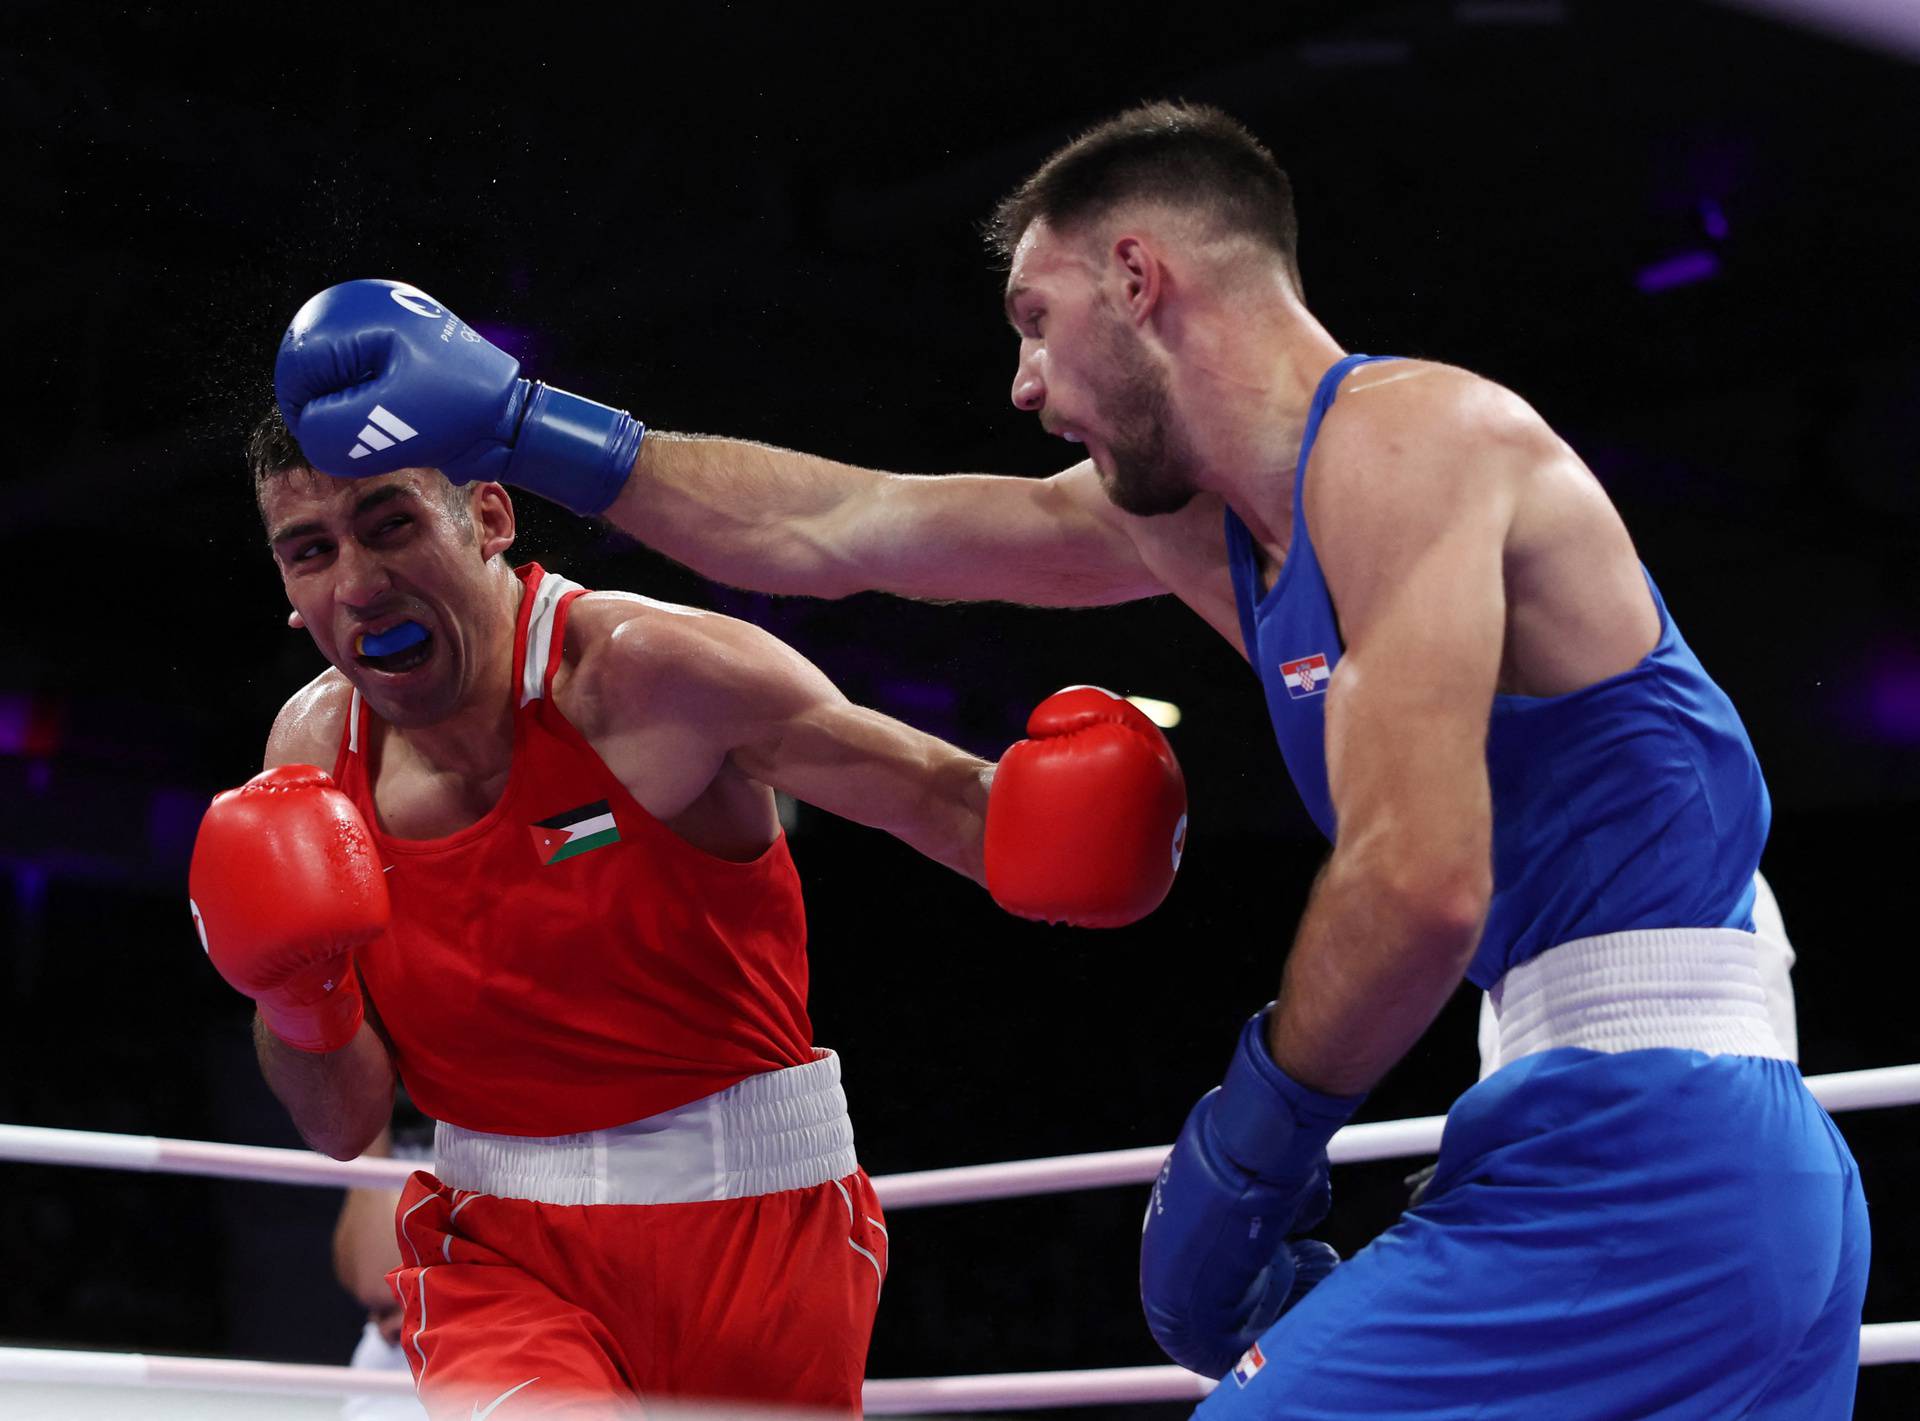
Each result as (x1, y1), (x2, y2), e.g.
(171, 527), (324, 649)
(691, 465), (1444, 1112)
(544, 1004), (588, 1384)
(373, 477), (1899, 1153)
(1139, 1006), (1363, 1379)
(274, 279), (645, 518)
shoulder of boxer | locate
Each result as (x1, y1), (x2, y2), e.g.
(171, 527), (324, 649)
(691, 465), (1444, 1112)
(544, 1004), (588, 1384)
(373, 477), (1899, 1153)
(550, 590), (767, 741)
(1303, 365), (1538, 596)
(1311, 361), (1551, 496)
(266, 667), (356, 771)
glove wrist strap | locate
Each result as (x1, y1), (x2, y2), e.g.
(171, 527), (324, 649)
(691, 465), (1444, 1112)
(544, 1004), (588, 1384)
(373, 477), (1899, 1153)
(1211, 1005), (1366, 1179)
(506, 383), (646, 517)
(259, 972), (365, 1055)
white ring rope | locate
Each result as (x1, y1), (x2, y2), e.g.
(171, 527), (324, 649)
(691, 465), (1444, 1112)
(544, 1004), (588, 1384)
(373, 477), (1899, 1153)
(2, 1327), (1917, 1412)
(1, 1062), (1915, 1208)
(1, 1062), (1913, 1412)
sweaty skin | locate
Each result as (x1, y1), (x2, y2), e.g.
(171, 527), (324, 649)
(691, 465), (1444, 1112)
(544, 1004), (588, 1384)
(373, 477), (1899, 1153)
(256, 469), (992, 1156)
(603, 208), (1660, 1098)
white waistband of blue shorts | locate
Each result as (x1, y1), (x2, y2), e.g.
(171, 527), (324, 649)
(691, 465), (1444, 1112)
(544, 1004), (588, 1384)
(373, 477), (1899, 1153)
(432, 1049), (858, 1206)
(1491, 928), (1790, 1065)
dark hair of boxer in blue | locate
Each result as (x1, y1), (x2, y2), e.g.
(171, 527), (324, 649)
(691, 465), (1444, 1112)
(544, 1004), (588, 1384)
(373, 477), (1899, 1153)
(985, 99), (1304, 298)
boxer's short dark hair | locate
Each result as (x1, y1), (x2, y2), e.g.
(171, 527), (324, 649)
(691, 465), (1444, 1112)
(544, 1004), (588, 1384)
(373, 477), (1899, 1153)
(245, 406), (309, 500)
(987, 100), (1302, 293)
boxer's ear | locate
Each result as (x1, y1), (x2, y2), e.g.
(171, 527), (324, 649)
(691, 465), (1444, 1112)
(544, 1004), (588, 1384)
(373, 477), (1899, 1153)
(288, 610), (306, 630)
(472, 481), (516, 563)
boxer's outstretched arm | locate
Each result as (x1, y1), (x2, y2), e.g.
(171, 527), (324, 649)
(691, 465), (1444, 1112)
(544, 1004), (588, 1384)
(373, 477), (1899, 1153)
(273, 281), (1166, 607)
(605, 609), (994, 882)
(612, 434), (1164, 606)
(1264, 391), (1527, 1097)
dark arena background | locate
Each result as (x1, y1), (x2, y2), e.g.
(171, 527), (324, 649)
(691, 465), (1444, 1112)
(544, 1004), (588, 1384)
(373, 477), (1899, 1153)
(3, 3), (1916, 1417)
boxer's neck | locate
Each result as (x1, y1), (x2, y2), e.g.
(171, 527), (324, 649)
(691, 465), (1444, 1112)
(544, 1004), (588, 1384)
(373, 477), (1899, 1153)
(390, 568), (523, 781)
(1169, 291), (1344, 544)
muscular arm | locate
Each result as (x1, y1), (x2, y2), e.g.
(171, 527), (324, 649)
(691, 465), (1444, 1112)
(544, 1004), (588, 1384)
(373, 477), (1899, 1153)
(254, 675), (397, 1160)
(602, 608), (994, 882)
(610, 433), (1165, 606)
(256, 1012), (395, 1161)
(1266, 391), (1526, 1096)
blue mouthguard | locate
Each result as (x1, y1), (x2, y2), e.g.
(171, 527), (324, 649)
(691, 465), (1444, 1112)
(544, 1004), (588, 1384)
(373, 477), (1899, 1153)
(357, 621), (429, 657)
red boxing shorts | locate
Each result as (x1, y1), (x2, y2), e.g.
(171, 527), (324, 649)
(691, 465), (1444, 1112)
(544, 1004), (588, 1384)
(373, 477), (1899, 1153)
(390, 1051), (887, 1418)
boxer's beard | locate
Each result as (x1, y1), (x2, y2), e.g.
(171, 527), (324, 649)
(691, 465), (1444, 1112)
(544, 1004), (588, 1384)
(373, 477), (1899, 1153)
(1092, 316), (1199, 517)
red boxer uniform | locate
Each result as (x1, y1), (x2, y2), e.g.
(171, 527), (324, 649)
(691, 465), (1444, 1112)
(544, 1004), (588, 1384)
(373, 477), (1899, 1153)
(334, 564), (886, 1419)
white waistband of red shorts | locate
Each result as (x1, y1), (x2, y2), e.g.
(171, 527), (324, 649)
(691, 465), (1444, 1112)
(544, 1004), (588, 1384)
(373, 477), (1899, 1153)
(432, 1049), (858, 1206)
(1491, 928), (1791, 1065)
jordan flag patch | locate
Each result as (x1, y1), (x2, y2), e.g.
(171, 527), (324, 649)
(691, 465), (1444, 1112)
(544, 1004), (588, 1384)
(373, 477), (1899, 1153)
(529, 800), (620, 865)
(1232, 1339), (1267, 1387)
(1280, 653), (1331, 699)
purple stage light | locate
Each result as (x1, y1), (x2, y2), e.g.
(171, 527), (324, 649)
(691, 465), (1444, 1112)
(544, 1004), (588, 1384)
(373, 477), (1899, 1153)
(0, 694), (26, 754)
(0, 693), (62, 757)
(1699, 199), (1730, 241)
(877, 679), (958, 717)
(874, 678), (968, 747)
(147, 787), (206, 868)
(1865, 651), (1920, 743)
(1636, 250), (1721, 294)
(11, 863), (48, 921)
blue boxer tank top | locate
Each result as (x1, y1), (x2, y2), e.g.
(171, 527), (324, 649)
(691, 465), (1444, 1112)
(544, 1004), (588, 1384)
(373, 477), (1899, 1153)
(1226, 354), (1769, 987)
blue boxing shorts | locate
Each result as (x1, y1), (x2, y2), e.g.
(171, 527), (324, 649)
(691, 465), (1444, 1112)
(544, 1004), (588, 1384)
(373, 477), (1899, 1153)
(1197, 941), (1870, 1421)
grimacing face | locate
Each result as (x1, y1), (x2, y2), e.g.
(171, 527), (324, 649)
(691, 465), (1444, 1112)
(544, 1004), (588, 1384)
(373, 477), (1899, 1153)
(1005, 220), (1201, 517)
(262, 468), (504, 729)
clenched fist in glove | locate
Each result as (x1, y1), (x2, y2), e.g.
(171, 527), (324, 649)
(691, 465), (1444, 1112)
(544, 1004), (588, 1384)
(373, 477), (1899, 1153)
(986, 686), (1188, 927)
(1139, 1006), (1362, 1378)
(275, 279), (644, 517)
(189, 765), (389, 1053)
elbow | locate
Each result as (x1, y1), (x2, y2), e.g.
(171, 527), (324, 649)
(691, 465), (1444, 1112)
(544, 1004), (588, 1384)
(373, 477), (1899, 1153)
(792, 545), (870, 602)
(310, 1131), (376, 1164)
(1365, 857), (1492, 963)
(258, 1017), (396, 1162)
(753, 519), (868, 601)
(305, 1110), (388, 1163)
(1407, 873), (1491, 962)
(1426, 884), (1491, 963)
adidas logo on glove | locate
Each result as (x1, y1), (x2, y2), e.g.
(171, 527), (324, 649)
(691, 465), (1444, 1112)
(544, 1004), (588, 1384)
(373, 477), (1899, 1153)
(348, 404), (418, 461)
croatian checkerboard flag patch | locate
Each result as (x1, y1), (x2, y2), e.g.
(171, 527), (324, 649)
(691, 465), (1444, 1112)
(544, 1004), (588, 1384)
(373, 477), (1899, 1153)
(529, 800), (620, 865)
(1232, 1339), (1267, 1387)
(1281, 653), (1331, 699)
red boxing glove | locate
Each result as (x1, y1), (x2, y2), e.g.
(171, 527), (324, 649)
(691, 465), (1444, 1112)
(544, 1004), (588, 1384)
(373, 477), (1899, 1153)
(986, 686), (1189, 927)
(188, 765), (389, 1052)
